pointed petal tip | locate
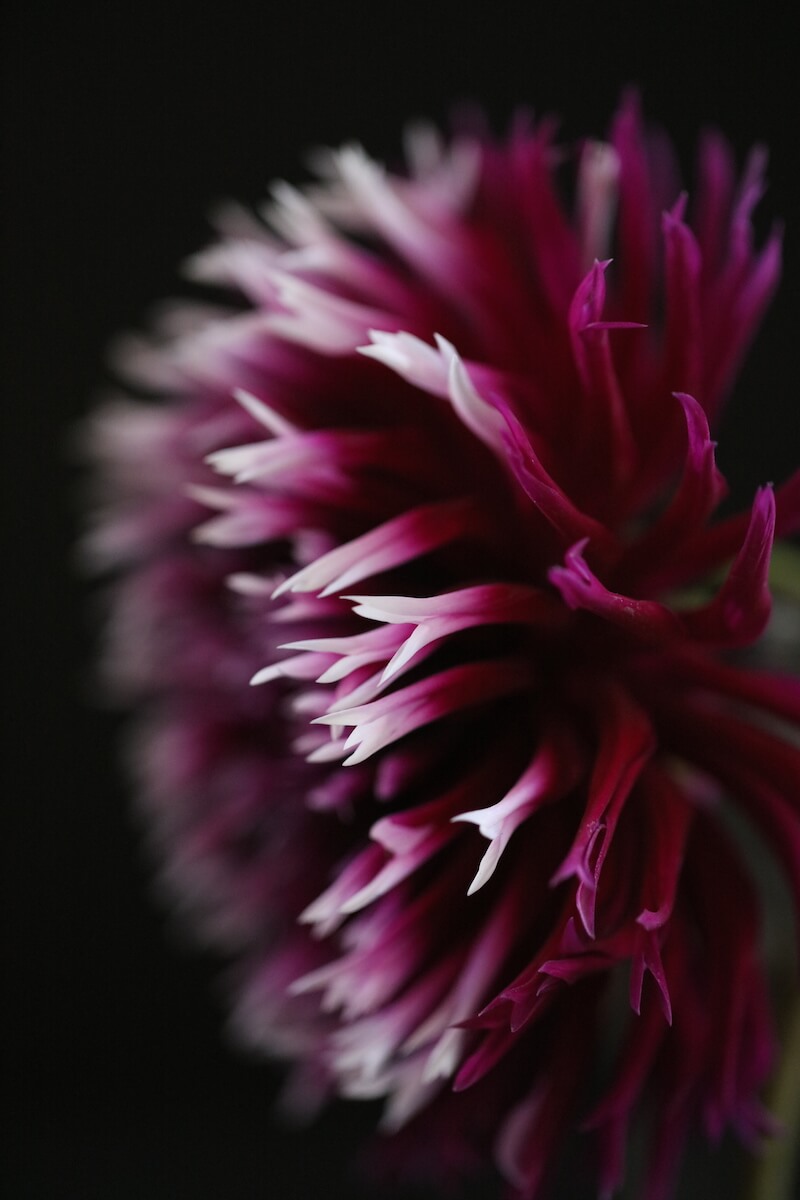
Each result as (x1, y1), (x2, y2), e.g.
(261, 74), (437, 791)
(250, 664), (283, 686)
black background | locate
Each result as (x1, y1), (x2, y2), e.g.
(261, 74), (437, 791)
(5, 3), (799, 1198)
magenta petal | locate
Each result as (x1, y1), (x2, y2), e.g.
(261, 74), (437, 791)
(551, 686), (655, 936)
(583, 994), (668, 1197)
(661, 207), (703, 400)
(549, 540), (681, 642)
(610, 88), (660, 322)
(635, 768), (693, 933)
(502, 413), (619, 559)
(682, 485), (775, 646)
(494, 991), (597, 1196)
(622, 391), (727, 586)
(569, 261), (638, 486)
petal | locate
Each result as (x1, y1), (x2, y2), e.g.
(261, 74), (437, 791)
(314, 658), (535, 766)
(273, 497), (483, 598)
(551, 686), (655, 937)
(681, 486), (775, 646)
(549, 540), (681, 642)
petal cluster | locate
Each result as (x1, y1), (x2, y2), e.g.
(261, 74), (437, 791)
(85, 95), (800, 1198)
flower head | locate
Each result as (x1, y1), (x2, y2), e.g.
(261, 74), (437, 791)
(85, 94), (800, 1198)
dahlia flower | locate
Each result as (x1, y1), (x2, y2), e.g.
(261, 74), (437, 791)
(85, 94), (800, 1199)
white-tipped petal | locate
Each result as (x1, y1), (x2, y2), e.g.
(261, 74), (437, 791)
(465, 836), (507, 895)
(577, 140), (620, 269)
(436, 335), (507, 454)
(250, 663), (286, 686)
(232, 387), (296, 436)
(272, 499), (475, 599)
(305, 738), (350, 764)
(226, 572), (281, 596)
(357, 330), (450, 396)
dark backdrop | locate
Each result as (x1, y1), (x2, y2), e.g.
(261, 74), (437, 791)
(6, 3), (799, 1198)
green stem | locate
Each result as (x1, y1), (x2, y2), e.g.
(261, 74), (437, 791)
(769, 542), (800, 604)
(749, 992), (800, 1200)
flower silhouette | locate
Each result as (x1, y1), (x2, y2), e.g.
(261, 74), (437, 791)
(85, 94), (799, 1198)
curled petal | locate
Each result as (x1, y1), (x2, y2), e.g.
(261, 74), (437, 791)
(681, 485), (775, 646)
(549, 540), (681, 642)
(622, 391), (727, 585)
